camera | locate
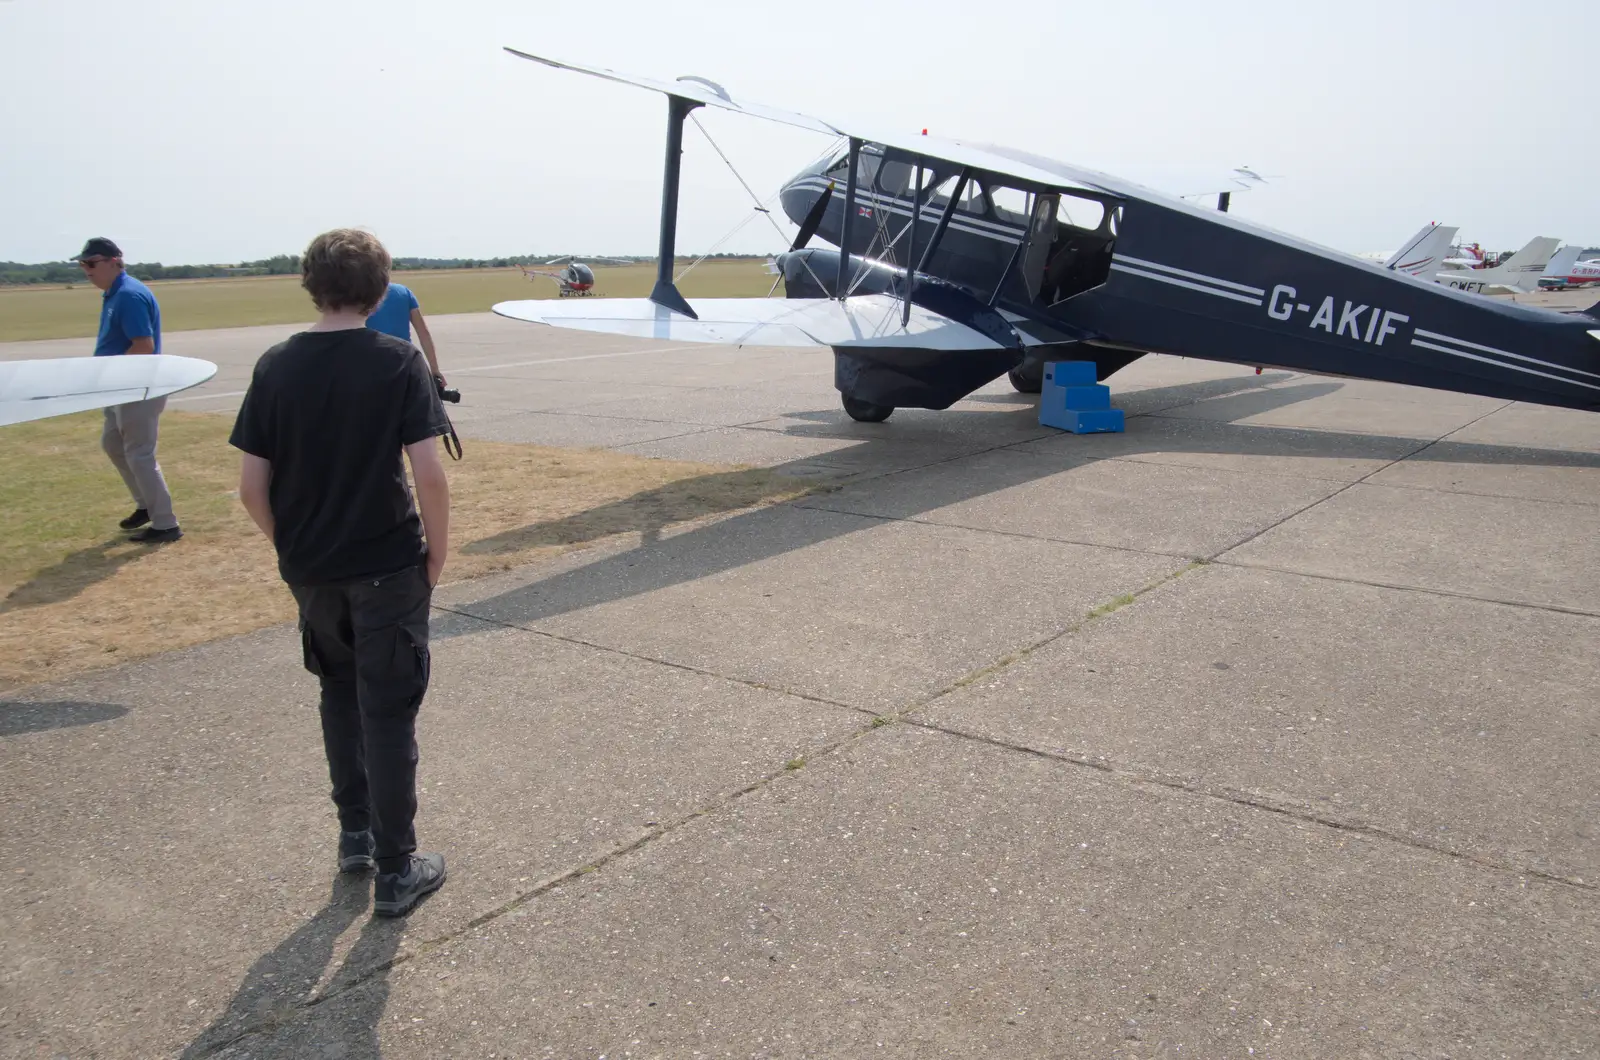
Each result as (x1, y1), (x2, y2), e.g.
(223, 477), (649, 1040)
(435, 377), (461, 403)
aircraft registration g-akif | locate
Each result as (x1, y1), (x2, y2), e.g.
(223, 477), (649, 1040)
(492, 50), (1600, 421)
(0, 354), (217, 427)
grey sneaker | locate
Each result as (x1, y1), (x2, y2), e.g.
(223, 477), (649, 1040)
(373, 853), (446, 917)
(338, 830), (375, 873)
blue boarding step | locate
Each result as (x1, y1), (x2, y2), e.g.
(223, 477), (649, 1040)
(1041, 408), (1125, 433)
(1039, 360), (1125, 434)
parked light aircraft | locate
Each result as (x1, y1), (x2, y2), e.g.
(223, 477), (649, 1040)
(492, 50), (1600, 420)
(1434, 237), (1560, 294)
(1539, 247), (1600, 290)
(1381, 223), (1459, 281)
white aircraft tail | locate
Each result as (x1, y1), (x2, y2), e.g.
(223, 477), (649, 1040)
(1436, 236), (1560, 293)
(1384, 223), (1458, 278)
(1543, 245), (1582, 278)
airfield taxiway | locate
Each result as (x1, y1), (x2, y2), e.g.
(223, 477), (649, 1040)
(2, 309), (1597, 1056)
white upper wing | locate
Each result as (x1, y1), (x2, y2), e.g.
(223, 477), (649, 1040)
(504, 50), (846, 137)
(493, 296), (1007, 351)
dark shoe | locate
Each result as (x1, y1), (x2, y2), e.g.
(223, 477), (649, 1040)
(338, 830), (375, 873)
(119, 508), (150, 530)
(129, 526), (182, 544)
(373, 853), (446, 917)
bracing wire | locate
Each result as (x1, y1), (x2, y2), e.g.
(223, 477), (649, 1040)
(677, 114), (843, 297)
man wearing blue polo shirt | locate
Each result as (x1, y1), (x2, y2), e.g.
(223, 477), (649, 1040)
(76, 237), (181, 543)
(366, 281), (445, 383)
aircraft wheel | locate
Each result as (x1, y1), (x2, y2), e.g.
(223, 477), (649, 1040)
(1008, 366), (1043, 393)
(842, 396), (894, 423)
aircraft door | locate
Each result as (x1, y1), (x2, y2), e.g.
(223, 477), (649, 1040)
(1020, 192), (1058, 303)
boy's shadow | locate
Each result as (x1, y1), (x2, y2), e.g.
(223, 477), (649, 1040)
(181, 875), (407, 1058)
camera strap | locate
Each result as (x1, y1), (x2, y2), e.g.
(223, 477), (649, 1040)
(441, 415), (462, 460)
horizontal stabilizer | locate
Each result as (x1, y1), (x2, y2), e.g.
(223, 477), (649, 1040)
(0, 354), (218, 427)
(492, 296), (1008, 351)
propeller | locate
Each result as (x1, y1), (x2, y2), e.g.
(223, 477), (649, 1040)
(788, 181), (834, 252)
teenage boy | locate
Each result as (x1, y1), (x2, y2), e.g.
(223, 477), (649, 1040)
(230, 228), (452, 917)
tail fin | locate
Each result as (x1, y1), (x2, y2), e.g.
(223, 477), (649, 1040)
(1385, 223), (1458, 278)
(1542, 245), (1582, 278)
(1495, 236), (1561, 288)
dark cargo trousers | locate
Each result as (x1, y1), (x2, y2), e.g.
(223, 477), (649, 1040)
(290, 563), (433, 870)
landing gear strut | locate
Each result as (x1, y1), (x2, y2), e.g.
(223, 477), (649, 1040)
(842, 395), (894, 422)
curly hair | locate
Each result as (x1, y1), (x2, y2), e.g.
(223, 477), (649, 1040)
(300, 228), (391, 313)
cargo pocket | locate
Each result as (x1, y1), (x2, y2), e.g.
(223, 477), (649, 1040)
(388, 622), (432, 714)
(299, 619), (326, 677)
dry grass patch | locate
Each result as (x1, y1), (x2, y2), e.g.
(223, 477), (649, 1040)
(0, 411), (814, 691)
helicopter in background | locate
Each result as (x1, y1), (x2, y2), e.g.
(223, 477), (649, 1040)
(519, 255), (630, 297)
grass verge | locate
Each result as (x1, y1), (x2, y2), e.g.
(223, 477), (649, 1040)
(0, 410), (813, 691)
(0, 261), (778, 342)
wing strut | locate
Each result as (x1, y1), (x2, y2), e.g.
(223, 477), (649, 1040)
(902, 161), (925, 327)
(914, 167), (970, 278)
(652, 94), (702, 320)
(835, 138), (861, 299)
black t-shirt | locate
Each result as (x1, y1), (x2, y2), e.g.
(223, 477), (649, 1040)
(229, 328), (450, 586)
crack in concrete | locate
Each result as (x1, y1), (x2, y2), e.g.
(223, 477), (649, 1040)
(1210, 559), (1600, 620)
(901, 720), (1597, 894)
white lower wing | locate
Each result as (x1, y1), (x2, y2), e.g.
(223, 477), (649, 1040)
(0, 355), (219, 427)
(492, 295), (1007, 351)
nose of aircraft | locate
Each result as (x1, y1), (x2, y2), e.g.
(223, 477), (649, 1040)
(779, 168), (823, 232)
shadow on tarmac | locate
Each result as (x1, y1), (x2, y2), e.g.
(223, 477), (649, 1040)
(180, 875), (406, 1059)
(434, 373), (1600, 640)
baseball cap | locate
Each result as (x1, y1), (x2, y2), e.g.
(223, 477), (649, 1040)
(73, 237), (122, 262)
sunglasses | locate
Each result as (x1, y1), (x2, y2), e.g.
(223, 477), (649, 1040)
(78, 258), (106, 268)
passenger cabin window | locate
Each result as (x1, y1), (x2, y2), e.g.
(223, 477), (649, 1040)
(987, 185), (1034, 229)
(1056, 194), (1106, 232)
(958, 181), (988, 214)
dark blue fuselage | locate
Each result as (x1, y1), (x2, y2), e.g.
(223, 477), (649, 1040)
(776, 152), (1600, 415)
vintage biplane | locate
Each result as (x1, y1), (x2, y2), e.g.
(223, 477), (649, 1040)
(492, 50), (1600, 422)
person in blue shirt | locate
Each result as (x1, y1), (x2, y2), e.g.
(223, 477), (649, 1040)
(76, 237), (181, 543)
(365, 281), (445, 383)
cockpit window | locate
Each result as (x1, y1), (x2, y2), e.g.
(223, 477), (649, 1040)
(987, 185), (1033, 227)
(877, 159), (914, 196)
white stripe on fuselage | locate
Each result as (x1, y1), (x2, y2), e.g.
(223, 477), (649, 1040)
(1412, 328), (1600, 384)
(1112, 254), (1266, 297)
(1107, 262), (1265, 306)
(1411, 339), (1600, 392)
(786, 178), (1028, 247)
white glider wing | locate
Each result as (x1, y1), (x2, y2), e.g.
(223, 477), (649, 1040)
(0, 354), (218, 427)
(493, 296), (1007, 350)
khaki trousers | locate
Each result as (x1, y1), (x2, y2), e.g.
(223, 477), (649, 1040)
(101, 396), (177, 530)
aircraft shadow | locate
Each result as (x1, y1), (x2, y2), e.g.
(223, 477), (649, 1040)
(462, 466), (806, 556)
(179, 875), (404, 1059)
(0, 700), (128, 737)
(436, 375), (1599, 639)
(2, 537), (145, 615)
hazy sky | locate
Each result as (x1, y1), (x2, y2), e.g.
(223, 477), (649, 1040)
(2, 0), (1594, 265)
